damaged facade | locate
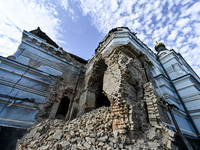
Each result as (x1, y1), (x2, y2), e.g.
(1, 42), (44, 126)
(0, 27), (200, 149)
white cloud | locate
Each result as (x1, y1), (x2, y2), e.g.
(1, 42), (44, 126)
(182, 27), (192, 34)
(193, 24), (200, 35)
(184, 2), (200, 15)
(181, 0), (191, 6)
(143, 3), (153, 15)
(0, 35), (19, 57)
(0, 0), (199, 75)
(167, 0), (174, 11)
(176, 18), (190, 28)
(156, 13), (162, 21)
(180, 45), (189, 54)
(137, 0), (148, 6)
(176, 36), (184, 48)
(188, 36), (200, 48)
(167, 30), (178, 41)
(0, 0), (61, 56)
(153, 1), (160, 9)
(78, 0), (200, 74)
(110, 0), (119, 12)
(138, 33), (145, 41)
(60, 0), (68, 11)
(174, 0), (181, 6)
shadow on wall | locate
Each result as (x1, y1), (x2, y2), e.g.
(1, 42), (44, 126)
(0, 126), (27, 150)
(94, 60), (110, 109)
(55, 96), (70, 119)
(96, 83), (110, 108)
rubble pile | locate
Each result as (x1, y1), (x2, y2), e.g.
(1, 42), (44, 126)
(16, 83), (178, 150)
(17, 107), (125, 150)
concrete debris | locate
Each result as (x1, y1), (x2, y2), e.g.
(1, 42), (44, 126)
(16, 105), (177, 150)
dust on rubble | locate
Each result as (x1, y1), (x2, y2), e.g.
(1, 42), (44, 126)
(16, 107), (123, 150)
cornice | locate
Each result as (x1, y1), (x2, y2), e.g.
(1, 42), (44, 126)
(22, 31), (87, 67)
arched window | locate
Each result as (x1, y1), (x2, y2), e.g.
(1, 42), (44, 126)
(55, 96), (70, 119)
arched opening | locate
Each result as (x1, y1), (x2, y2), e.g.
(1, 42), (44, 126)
(94, 61), (110, 108)
(55, 96), (70, 119)
(96, 85), (110, 108)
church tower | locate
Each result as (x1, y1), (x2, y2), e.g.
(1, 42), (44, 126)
(155, 41), (200, 138)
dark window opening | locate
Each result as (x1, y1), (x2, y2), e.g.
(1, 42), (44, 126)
(95, 61), (110, 108)
(90, 60), (110, 109)
(96, 86), (110, 108)
(55, 96), (70, 119)
(0, 126), (26, 150)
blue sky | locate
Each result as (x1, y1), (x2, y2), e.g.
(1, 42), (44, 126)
(0, 0), (200, 75)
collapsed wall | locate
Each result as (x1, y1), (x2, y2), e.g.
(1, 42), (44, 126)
(17, 43), (180, 149)
(80, 43), (177, 148)
(16, 83), (177, 150)
(3, 27), (200, 149)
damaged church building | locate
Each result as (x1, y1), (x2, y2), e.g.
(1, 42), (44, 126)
(0, 27), (200, 149)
